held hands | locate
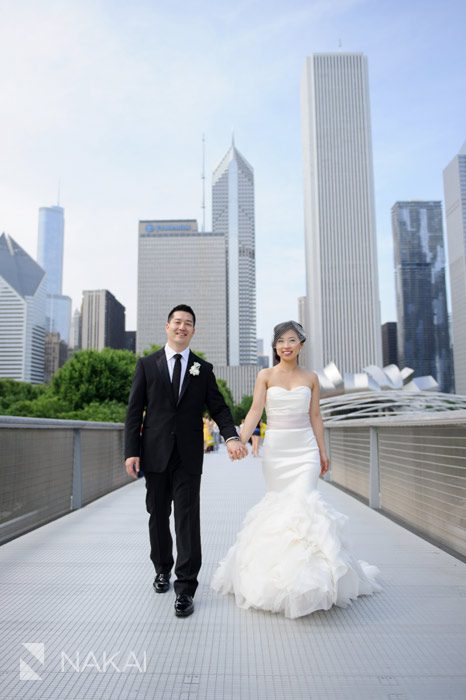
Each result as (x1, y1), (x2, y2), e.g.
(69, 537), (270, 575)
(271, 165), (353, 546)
(125, 456), (140, 479)
(320, 453), (330, 476)
(227, 439), (248, 461)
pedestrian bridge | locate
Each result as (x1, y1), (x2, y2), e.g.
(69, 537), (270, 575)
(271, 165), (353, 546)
(1, 431), (466, 700)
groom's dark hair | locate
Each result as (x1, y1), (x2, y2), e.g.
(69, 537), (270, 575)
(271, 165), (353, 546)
(167, 304), (196, 326)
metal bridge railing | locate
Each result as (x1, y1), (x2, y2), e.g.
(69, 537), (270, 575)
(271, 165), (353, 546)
(325, 411), (466, 558)
(0, 416), (131, 545)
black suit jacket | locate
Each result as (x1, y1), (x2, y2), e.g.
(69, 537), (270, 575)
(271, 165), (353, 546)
(124, 349), (238, 474)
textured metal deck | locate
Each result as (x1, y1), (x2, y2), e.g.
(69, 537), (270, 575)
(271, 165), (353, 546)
(1, 447), (465, 699)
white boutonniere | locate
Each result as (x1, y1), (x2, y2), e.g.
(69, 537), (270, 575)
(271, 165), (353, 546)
(189, 362), (201, 376)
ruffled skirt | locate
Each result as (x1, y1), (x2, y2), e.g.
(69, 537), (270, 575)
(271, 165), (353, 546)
(211, 426), (381, 619)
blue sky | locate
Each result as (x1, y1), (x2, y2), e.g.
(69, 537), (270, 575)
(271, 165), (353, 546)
(1, 0), (465, 360)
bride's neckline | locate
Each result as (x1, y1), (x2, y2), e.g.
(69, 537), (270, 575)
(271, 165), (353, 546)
(267, 385), (311, 393)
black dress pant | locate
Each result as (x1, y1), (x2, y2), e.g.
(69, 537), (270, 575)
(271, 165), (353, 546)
(144, 444), (202, 597)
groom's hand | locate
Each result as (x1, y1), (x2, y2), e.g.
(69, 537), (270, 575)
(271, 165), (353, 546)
(226, 440), (248, 461)
(125, 456), (140, 479)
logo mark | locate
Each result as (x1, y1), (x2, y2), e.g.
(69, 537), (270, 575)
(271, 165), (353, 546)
(20, 643), (45, 681)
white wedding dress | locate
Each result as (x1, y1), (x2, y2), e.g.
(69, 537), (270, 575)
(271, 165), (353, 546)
(211, 385), (381, 619)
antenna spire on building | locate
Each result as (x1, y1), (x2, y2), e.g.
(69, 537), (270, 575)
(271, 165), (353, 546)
(57, 178), (61, 206)
(201, 134), (206, 232)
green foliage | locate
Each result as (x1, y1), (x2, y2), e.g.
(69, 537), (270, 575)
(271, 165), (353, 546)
(142, 344), (205, 360)
(61, 401), (127, 423)
(0, 349), (246, 426)
(232, 394), (252, 424)
(0, 379), (46, 412)
(216, 379), (235, 413)
(51, 348), (137, 409)
(5, 394), (71, 418)
(142, 344), (163, 356)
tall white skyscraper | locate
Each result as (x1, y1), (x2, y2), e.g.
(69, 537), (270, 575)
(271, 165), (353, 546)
(37, 205), (71, 344)
(137, 220), (227, 363)
(301, 53), (382, 372)
(443, 141), (466, 394)
(0, 233), (46, 383)
(212, 140), (257, 365)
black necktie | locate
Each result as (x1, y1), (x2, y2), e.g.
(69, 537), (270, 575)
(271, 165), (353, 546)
(172, 354), (182, 401)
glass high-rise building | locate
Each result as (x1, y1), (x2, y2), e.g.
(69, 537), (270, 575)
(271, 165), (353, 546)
(301, 53), (382, 372)
(392, 201), (453, 393)
(381, 322), (398, 367)
(37, 205), (64, 294)
(212, 140), (257, 365)
(37, 205), (71, 343)
(0, 233), (46, 383)
(443, 142), (466, 394)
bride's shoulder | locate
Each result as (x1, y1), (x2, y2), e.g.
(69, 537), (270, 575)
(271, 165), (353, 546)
(305, 369), (319, 388)
(257, 368), (272, 383)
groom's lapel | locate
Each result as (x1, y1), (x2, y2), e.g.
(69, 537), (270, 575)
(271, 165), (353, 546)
(155, 349), (174, 404)
(177, 351), (194, 405)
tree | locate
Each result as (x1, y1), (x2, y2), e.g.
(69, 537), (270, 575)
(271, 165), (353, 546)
(5, 394), (70, 418)
(233, 395), (252, 423)
(50, 348), (137, 409)
(143, 343), (206, 360)
(215, 379), (235, 414)
(1, 349), (252, 427)
(143, 344), (163, 356)
(0, 379), (46, 413)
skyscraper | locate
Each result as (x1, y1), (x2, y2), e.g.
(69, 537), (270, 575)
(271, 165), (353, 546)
(443, 142), (466, 394)
(37, 205), (71, 343)
(301, 53), (382, 372)
(37, 205), (64, 294)
(70, 308), (82, 350)
(44, 332), (68, 382)
(136, 220), (227, 363)
(212, 140), (257, 365)
(81, 290), (126, 351)
(381, 322), (398, 366)
(0, 233), (46, 383)
(392, 201), (453, 393)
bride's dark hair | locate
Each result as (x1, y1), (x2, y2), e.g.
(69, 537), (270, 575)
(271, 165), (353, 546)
(272, 321), (306, 365)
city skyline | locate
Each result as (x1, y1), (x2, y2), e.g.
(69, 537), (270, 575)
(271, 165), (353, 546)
(1, 1), (465, 363)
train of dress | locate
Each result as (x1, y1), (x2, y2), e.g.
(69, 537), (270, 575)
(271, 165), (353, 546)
(211, 483), (382, 619)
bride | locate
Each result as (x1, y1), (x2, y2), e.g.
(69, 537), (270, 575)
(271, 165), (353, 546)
(211, 321), (381, 619)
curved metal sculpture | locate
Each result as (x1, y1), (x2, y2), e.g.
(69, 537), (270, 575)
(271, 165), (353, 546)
(316, 362), (466, 422)
(316, 361), (439, 397)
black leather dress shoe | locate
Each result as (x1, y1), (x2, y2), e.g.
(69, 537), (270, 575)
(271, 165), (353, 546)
(174, 593), (194, 617)
(153, 572), (171, 593)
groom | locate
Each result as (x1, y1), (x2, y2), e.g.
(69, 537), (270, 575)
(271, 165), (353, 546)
(124, 304), (246, 617)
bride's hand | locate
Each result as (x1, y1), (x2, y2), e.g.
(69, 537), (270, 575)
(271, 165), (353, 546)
(320, 453), (330, 476)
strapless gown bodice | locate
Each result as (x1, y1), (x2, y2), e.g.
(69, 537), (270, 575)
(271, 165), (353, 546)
(265, 385), (312, 430)
(211, 386), (381, 619)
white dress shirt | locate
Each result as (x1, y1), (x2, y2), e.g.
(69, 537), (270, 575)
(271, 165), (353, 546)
(165, 344), (190, 395)
(163, 343), (239, 443)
